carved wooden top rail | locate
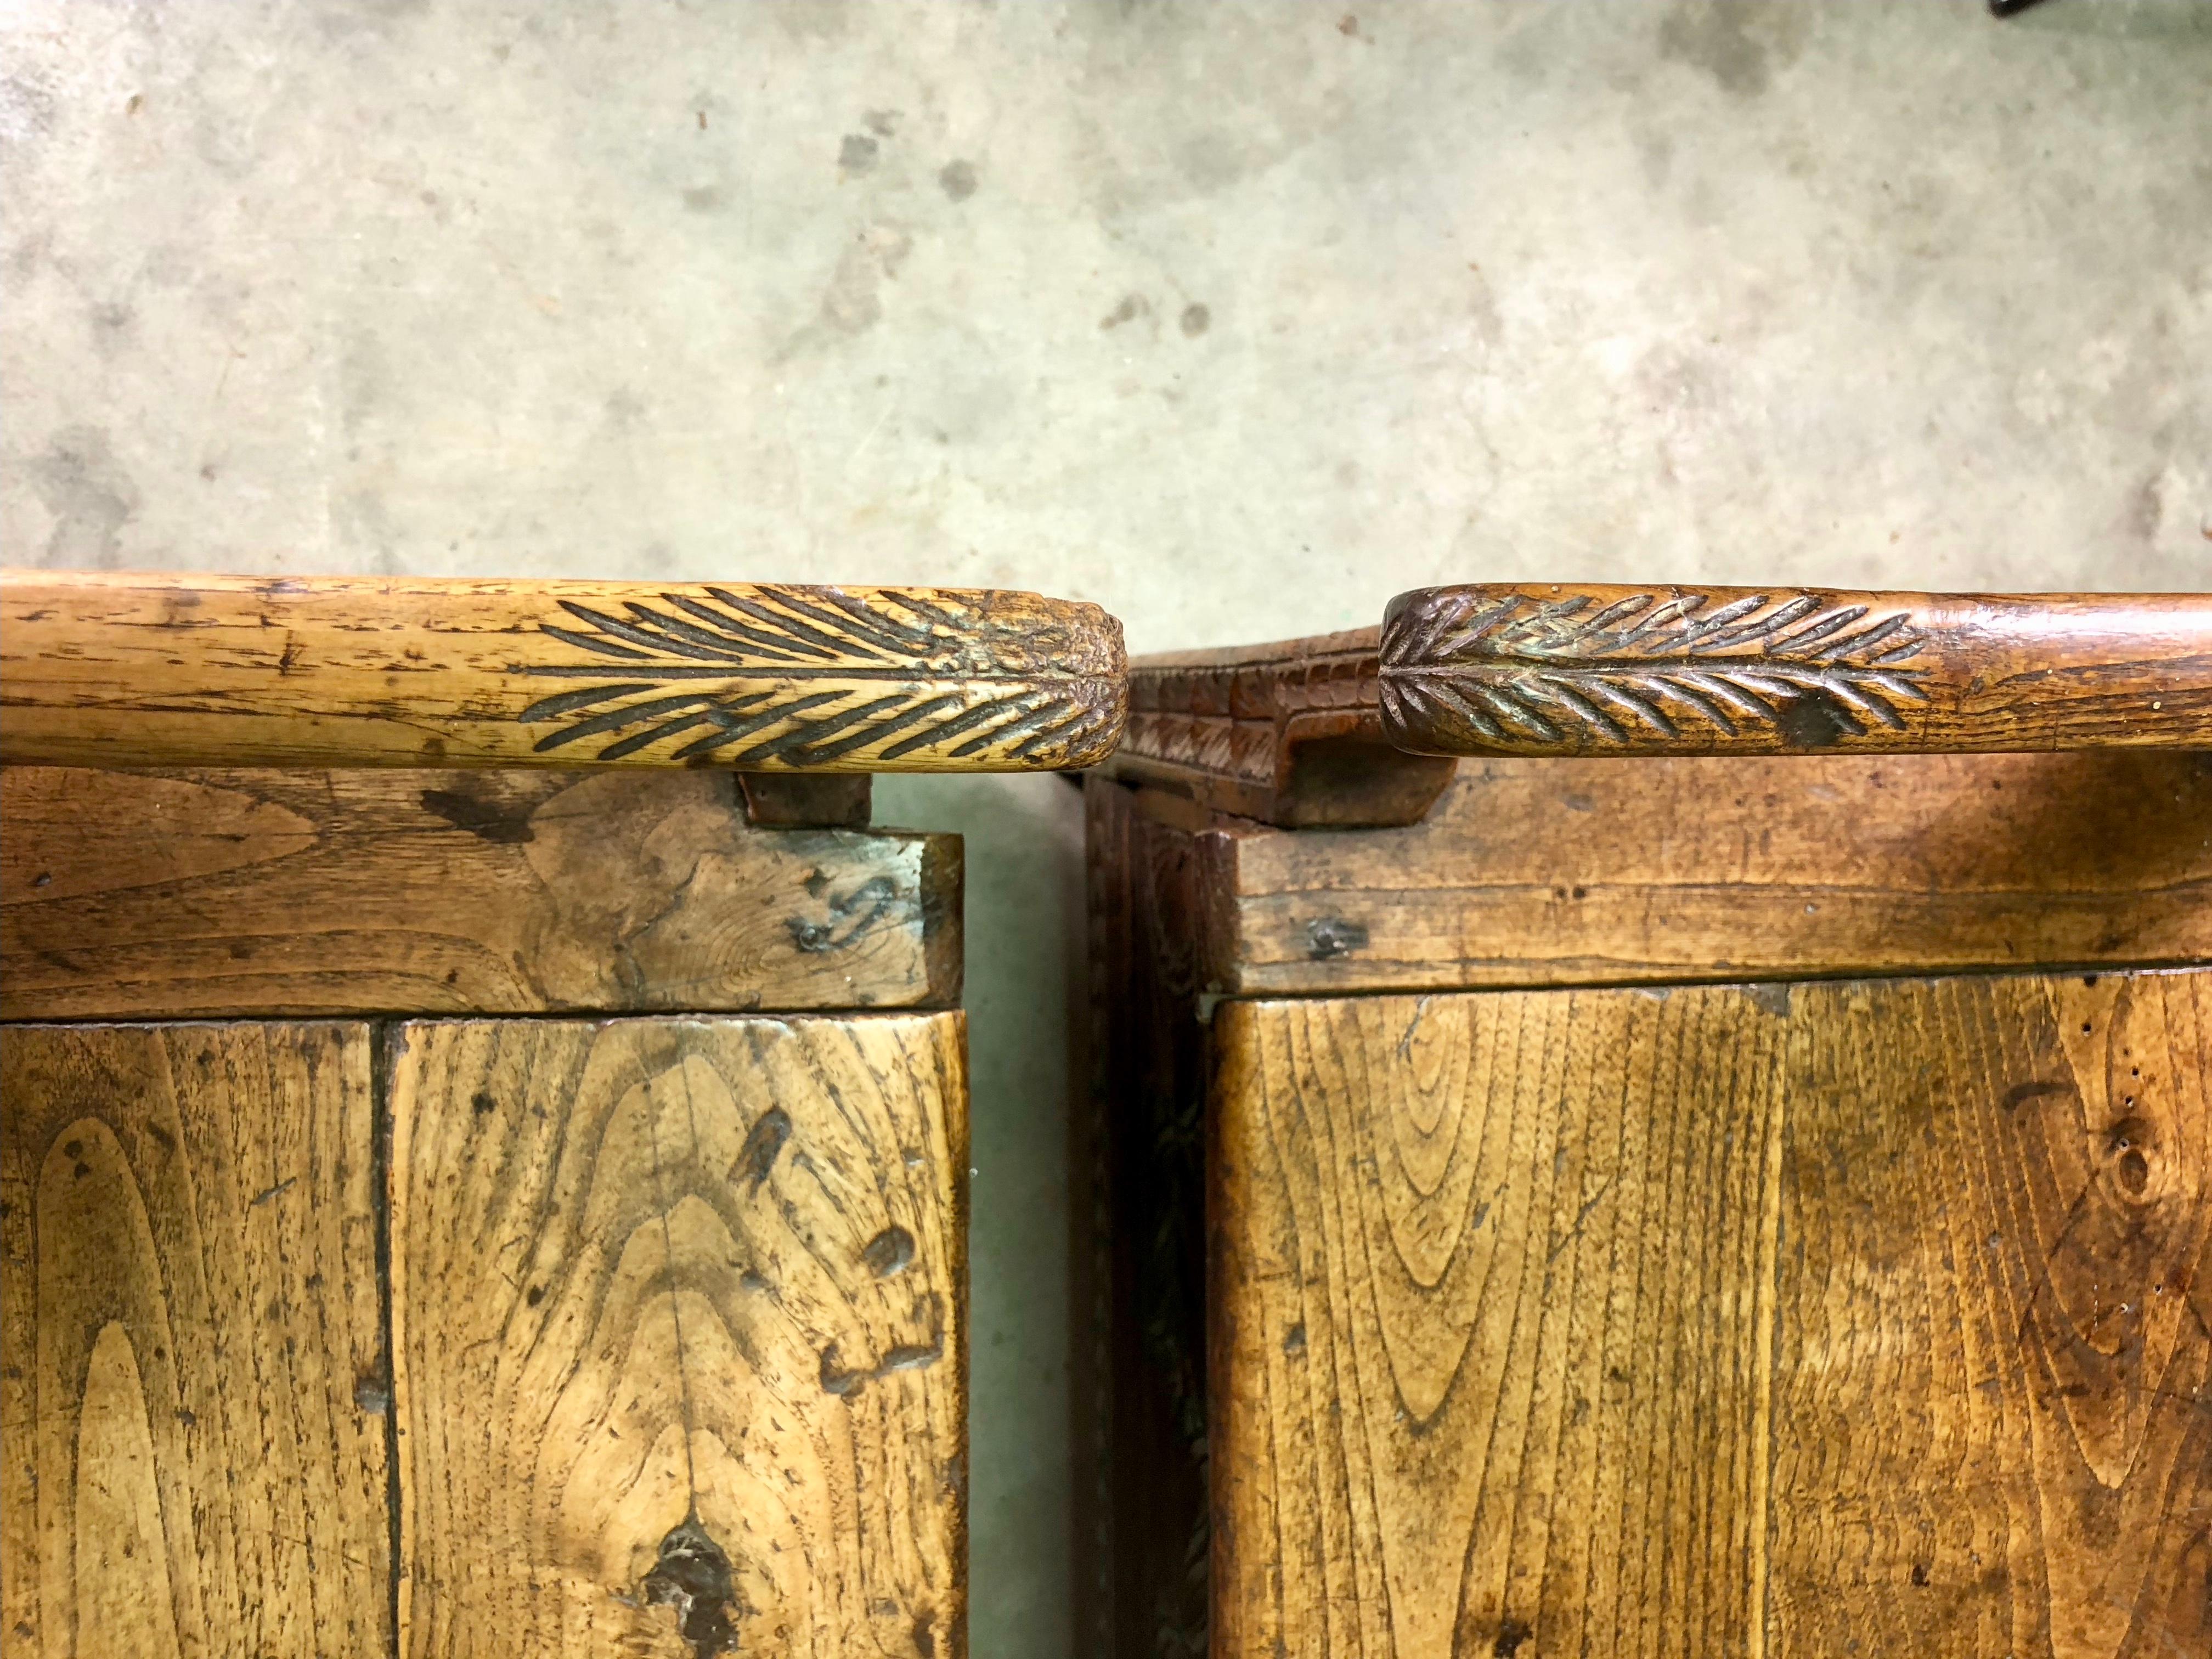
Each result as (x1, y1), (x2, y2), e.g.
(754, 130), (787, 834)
(1109, 583), (2212, 826)
(0, 571), (1126, 772)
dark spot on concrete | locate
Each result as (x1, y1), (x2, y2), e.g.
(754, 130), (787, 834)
(1282, 1322), (1306, 1355)
(526, 1284), (545, 1307)
(1100, 292), (1148, 330)
(1776, 694), (1853, 749)
(419, 788), (535, 844)
(353, 1376), (390, 1414)
(1657, 1), (1805, 98)
(682, 185), (725, 213)
(90, 300), (133, 334)
(472, 1091), (496, 1116)
(1910, 1561), (1930, 1587)
(864, 109), (900, 137)
(735, 1107), (792, 1191)
(862, 1224), (915, 1278)
(838, 133), (879, 172)
(642, 1515), (738, 1658)
(938, 159), (977, 201)
(1180, 302), (1210, 336)
(1339, 14), (1360, 36)
(250, 1176), (297, 1207)
(126, 93), (143, 116)
(1493, 1618), (1533, 1656)
(30, 425), (140, 567)
(1305, 916), (1369, 960)
(2004, 1079), (2069, 1113)
(2130, 471), (2164, 541)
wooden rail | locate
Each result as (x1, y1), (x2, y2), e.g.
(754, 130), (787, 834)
(1, 570), (1126, 772)
(1381, 583), (2212, 757)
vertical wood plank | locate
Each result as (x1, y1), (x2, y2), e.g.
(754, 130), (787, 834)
(387, 1014), (967, 1658)
(1213, 989), (1787, 1659)
(1210, 973), (2211, 1657)
(0, 1023), (391, 1658)
(1770, 972), (2212, 1658)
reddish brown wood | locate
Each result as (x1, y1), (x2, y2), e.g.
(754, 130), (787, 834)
(1381, 583), (2212, 757)
(1107, 629), (1456, 827)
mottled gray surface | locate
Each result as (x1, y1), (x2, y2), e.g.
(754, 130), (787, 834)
(5, 1), (2209, 1651)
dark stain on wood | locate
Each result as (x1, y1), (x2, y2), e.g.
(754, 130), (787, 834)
(418, 787), (536, 844)
(734, 1106), (792, 1192)
(642, 1515), (740, 1659)
(862, 1224), (916, 1278)
(1305, 917), (1369, 960)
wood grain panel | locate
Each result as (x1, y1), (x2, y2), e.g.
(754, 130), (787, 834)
(1381, 584), (2212, 757)
(1769, 972), (2211, 1657)
(1214, 988), (1786, 1659)
(1186, 751), (2212, 996)
(2, 766), (960, 1020)
(0, 569), (1124, 772)
(1211, 973), (2211, 1656)
(387, 1015), (967, 1658)
(0, 1023), (390, 1657)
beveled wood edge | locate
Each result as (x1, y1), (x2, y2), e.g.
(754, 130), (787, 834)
(1381, 582), (2212, 757)
(1099, 628), (1455, 828)
(0, 569), (1127, 774)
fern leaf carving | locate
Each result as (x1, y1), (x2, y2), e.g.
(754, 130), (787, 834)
(1381, 589), (1931, 749)
(517, 585), (1117, 768)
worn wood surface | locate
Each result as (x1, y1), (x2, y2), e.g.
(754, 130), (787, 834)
(0, 1022), (391, 1657)
(0, 569), (1125, 772)
(1132, 750), (2212, 998)
(2, 766), (961, 1020)
(1211, 972), (2211, 1658)
(387, 1014), (967, 1658)
(1381, 583), (2212, 757)
(1109, 629), (1457, 827)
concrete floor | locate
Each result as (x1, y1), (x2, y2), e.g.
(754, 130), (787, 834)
(5, 0), (2208, 1650)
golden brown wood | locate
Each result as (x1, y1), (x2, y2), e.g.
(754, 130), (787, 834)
(0, 569), (1125, 772)
(2, 766), (961, 1020)
(0, 1022), (391, 1657)
(1212, 972), (2211, 1658)
(1382, 583), (2212, 757)
(387, 1014), (967, 1658)
(1132, 751), (2212, 998)
(1109, 629), (1456, 827)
